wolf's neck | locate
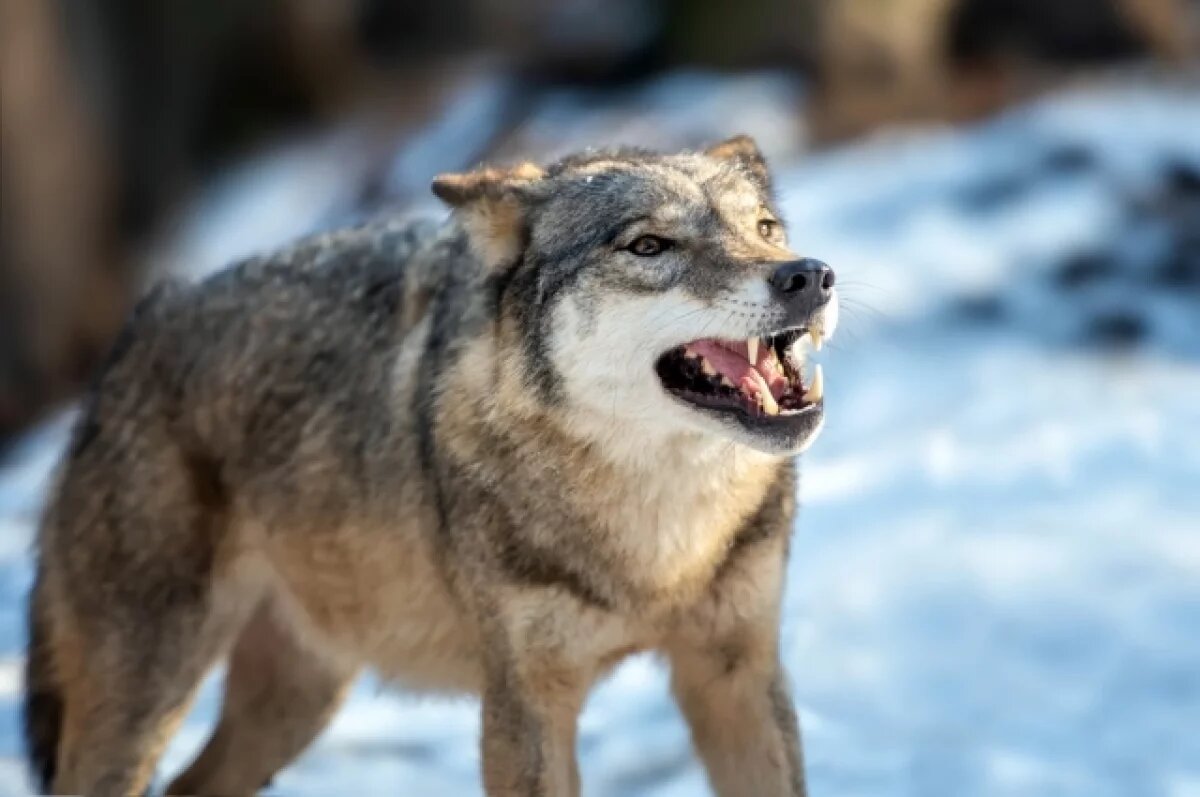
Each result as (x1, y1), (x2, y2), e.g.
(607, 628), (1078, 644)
(440, 390), (788, 599)
(506, 406), (787, 597)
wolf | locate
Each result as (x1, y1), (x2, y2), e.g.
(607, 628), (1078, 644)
(23, 135), (838, 796)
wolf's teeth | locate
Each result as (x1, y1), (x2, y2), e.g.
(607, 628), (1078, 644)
(748, 371), (779, 415)
(746, 337), (759, 364)
(801, 364), (824, 404)
(720, 375), (735, 388)
(808, 326), (823, 352)
(761, 390), (780, 416)
(700, 358), (716, 376)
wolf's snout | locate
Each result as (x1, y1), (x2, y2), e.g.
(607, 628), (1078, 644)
(769, 258), (835, 300)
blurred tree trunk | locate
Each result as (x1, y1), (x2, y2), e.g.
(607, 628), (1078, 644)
(812, 0), (1198, 142)
(0, 0), (369, 448)
(1, 0), (127, 447)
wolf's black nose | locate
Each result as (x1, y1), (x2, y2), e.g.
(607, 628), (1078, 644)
(770, 258), (834, 297)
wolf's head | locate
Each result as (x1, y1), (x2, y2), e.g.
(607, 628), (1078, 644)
(433, 136), (837, 458)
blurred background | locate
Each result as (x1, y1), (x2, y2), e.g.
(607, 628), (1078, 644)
(1, 0), (1199, 795)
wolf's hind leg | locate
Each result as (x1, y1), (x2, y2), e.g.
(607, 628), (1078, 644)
(46, 462), (254, 795)
(50, 592), (243, 797)
(166, 600), (358, 796)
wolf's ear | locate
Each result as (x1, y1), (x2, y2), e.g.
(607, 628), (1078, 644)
(432, 163), (546, 269)
(705, 135), (770, 188)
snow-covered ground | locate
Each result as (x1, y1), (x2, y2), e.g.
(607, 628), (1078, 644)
(1, 75), (1198, 797)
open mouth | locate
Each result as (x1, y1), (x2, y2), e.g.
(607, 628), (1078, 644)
(655, 327), (825, 420)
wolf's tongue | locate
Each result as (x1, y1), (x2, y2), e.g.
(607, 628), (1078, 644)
(685, 340), (788, 401)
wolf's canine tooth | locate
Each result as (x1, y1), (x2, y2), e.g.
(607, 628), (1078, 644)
(802, 364), (824, 404)
(746, 337), (759, 364)
(808, 327), (823, 352)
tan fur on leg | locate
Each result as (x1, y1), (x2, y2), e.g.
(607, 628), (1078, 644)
(51, 612), (238, 797)
(167, 600), (359, 796)
(478, 595), (595, 797)
(670, 638), (806, 797)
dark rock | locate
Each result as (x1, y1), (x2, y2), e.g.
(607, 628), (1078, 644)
(1086, 311), (1147, 346)
(1164, 160), (1200, 200)
(1155, 241), (1200, 288)
(1042, 144), (1097, 175)
(1055, 251), (1118, 289)
(958, 174), (1028, 211)
(954, 294), (1005, 323)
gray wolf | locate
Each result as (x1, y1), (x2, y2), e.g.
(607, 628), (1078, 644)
(24, 135), (838, 796)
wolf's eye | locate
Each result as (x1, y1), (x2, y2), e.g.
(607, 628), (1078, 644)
(758, 219), (780, 241)
(628, 235), (672, 257)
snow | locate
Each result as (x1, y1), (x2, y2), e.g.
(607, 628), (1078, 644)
(1, 74), (1198, 796)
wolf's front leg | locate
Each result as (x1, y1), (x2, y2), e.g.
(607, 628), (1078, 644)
(478, 607), (588, 797)
(670, 642), (807, 797)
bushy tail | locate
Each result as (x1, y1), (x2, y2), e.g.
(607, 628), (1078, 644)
(23, 573), (63, 793)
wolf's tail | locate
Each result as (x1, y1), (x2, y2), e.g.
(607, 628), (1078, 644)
(23, 572), (64, 793)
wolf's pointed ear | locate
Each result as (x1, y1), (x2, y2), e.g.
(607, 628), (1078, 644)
(705, 135), (770, 188)
(430, 162), (545, 206)
(432, 163), (546, 269)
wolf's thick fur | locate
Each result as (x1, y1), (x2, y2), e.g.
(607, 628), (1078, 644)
(25, 137), (836, 796)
